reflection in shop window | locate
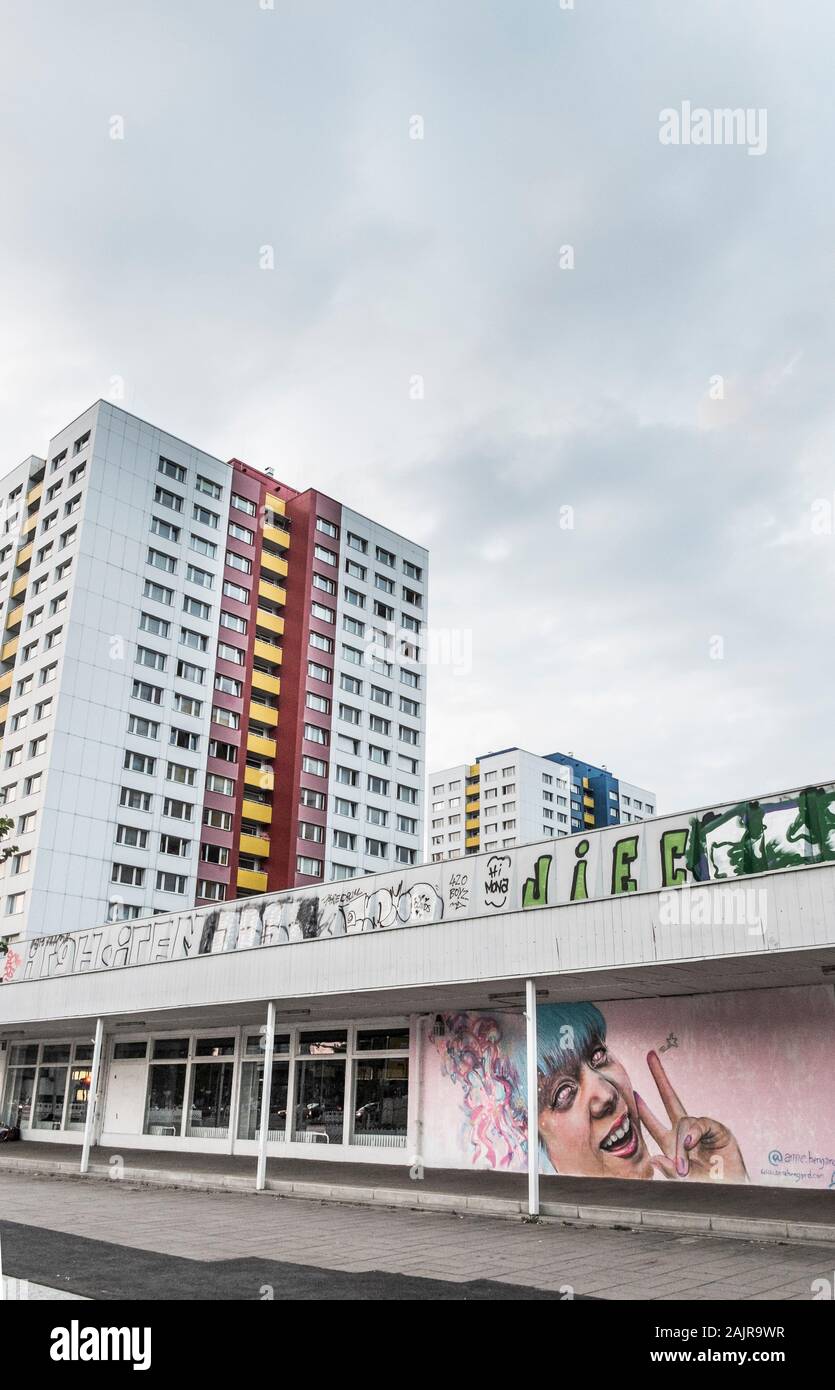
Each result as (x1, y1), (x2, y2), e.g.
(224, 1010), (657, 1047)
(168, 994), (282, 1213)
(351, 1058), (409, 1147)
(292, 1033), (347, 1145)
(144, 1040), (188, 1135)
(187, 1061), (234, 1138)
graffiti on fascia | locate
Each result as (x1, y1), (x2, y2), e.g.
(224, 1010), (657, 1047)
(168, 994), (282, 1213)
(3, 783), (835, 985)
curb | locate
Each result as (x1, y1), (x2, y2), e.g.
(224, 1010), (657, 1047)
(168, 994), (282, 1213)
(2, 1155), (834, 1249)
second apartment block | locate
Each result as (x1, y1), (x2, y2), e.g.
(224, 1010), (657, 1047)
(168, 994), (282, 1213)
(429, 747), (655, 860)
(0, 403), (428, 940)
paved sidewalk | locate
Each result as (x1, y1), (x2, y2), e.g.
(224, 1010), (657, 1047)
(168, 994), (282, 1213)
(3, 1141), (834, 1246)
(1, 1169), (832, 1301)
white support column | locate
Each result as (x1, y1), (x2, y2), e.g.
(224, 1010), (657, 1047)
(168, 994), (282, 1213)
(525, 980), (540, 1217)
(80, 1017), (104, 1176)
(255, 1000), (276, 1192)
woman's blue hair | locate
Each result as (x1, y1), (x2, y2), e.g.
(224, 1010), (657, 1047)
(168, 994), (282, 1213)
(507, 1002), (608, 1172)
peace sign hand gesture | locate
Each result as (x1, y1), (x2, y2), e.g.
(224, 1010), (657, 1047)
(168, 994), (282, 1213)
(636, 1050), (748, 1183)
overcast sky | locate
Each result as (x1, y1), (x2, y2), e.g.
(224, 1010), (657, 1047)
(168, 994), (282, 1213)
(2, 0), (833, 815)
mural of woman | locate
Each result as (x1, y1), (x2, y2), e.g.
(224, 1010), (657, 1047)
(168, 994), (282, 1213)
(437, 1005), (748, 1183)
(525, 1005), (748, 1182)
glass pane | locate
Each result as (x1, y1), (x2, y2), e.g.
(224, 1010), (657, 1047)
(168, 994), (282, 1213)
(74, 1043), (94, 1062)
(237, 1060), (289, 1140)
(356, 1028), (409, 1052)
(187, 1062), (234, 1137)
(152, 1038), (189, 1060)
(292, 1059), (345, 1144)
(113, 1041), (148, 1060)
(65, 1066), (92, 1130)
(9, 1044), (38, 1067)
(245, 1034), (290, 1056)
(194, 1036), (235, 1057)
(33, 1066), (68, 1130)
(352, 1059), (409, 1147)
(297, 1030), (347, 1056)
(41, 1044), (71, 1064)
(144, 1063), (186, 1135)
(2, 1066), (36, 1127)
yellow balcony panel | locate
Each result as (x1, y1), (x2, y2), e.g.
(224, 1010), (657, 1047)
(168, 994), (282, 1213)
(253, 638), (282, 665)
(247, 732), (276, 759)
(582, 776), (590, 788)
(251, 669), (280, 697)
(1, 638), (18, 663)
(256, 608), (285, 637)
(245, 764), (274, 792)
(583, 795), (594, 807)
(260, 549), (289, 580)
(239, 831), (271, 858)
(466, 833), (479, 848)
(6, 605), (23, 630)
(242, 798), (272, 825)
(26, 482), (43, 506)
(16, 541), (33, 569)
(249, 700), (278, 727)
(466, 797), (480, 811)
(0, 671), (13, 693)
(583, 811), (595, 825)
(466, 817), (479, 831)
(258, 578), (286, 607)
(237, 867), (268, 893)
(11, 575), (27, 599)
(0, 708), (7, 728)
(263, 523), (290, 550)
(468, 764), (480, 777)
(265, 492), (286, 518)
(21, 514), (38, 537)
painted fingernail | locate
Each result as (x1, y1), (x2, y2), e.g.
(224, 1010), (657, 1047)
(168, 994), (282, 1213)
(676, 1157), (688, 1176)
(634, 1092), (643, 1104)
(685, 1132), (693, 1148)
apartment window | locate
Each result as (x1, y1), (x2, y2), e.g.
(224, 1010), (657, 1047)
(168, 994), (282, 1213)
(148, 547), (176, 575)
(183, 595), (211, 621)
(395, 846), (416, 865)
(340, 674), (362, 696)
(228, 522), (254, 545)
(296, 856), (323, 878)
(373, 601), (393, 622)
(155, 485), (183, 514)
(344, 587), (365, 609)
(226, 550), (252, 574)
(314, 544), (337, 566)
(311, 602), (334, 623)
(304, 723), (327, 744)
(396, 815), (417, 834)
(401, 669), (420, 689)
(218, 642), (244, 665)
(116, 825), (148, 849)
(308, 660), (331, 682)
(200, 845), (230, 867)
(212, 706), (240, 729)
(180, 627), (208, 653)
(403, 560), (423, 581)
(399, 696), (420, 717)
(347, 533), (368, 554)
(339, 703), (361, 725)
(370, 685), (392, 707)
(128, 715), (159, 739)
(345, 560), (366, 581)
(220, 611), (247, 634)
(63, 493), (81, 517)
(120, 787), (152, 811)
(343, 616), (365, 637)
(46, 480), (63, 503)
(299, 822), (324, 843)
(112, 863), (145, 887)
(44, 628), (62, 652)
(50, 450), (67, 472)
(166, 761), (196, 788)
(300, 787), (326, 810)
(376, 546), (396, 568)
(336, 765), (358, 787)
(158, 457), (186, 483)
(186, 564), (213, 589)
(193, 504), (219, 529)
(306, 692), (330, 714)
(367, 775), (389, 796)
(163, 798), (193, 821)
(222, 579), (249, 603)
(132, 679), (163, 704)
(150, 516), (181, 546)
(342, 645), (363, 667)
(316, 517), (338, 538)
(174, 693), (202, 717)
(369, 715), (390, 736)
(399, 725), (419, 746)
(26, 607), (43, 630)
(203, 808), (232, 830)
(375, 573), (395, 595)
(206, 772), (234, 795)
(190, 534), (217, 559)
(156, 871), (187, 894)
(402, 586), (422, 607)
(41, 511), (57, 534)
(21, 644), (37, 665)
(1, 784), (17, 805)
(124, 752), (156, 775)
(196, 475), (222, 500)
(333, 830), (356, 851)
(334, 797), (356, 817)
(365, 838), (387, 858)
(144, 579), (174, 606)
(140, 612), (170, 638)
(398, 784), (418, 805)
(160, 833), (189, 856)
(197, 879), (227, 900)
(213, 674), (240, 698)
(231, 493), (257, 517)
(59, 525), (77, 549)
(302, 755), (327, 777)
(312, 573), (336, 595)
(6, 894), (25, 915)
(24, 773), (42, 796)
(367, 805), (388, 826)
(11, 712), (27, 732)
(136, 645), (166, 672)
(177, 659), (205, 684)
(369, 745), (390, 765)
(337, 735), (360, 756)
(309, 631), (333, 653)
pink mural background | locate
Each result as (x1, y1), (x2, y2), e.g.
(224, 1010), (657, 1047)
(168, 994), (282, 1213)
(422, 984), (835, 1189)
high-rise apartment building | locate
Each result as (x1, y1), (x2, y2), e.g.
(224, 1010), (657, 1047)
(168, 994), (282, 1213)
(429, 747), (655, 860)
(0, 403), (427, 940)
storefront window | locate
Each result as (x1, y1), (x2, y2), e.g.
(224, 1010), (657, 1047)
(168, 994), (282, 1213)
(2, 1063), (35, 1127)
(145, 1063), (186, 1135)
(237, 1061), (290, 1141)
(187, 1061), (234, 1137)
(356, 1028), (409, 1052)
(65, 1066), (92, 1130)
(32, 1065), (68, 1130)
(351, 1058), (409, 1147)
